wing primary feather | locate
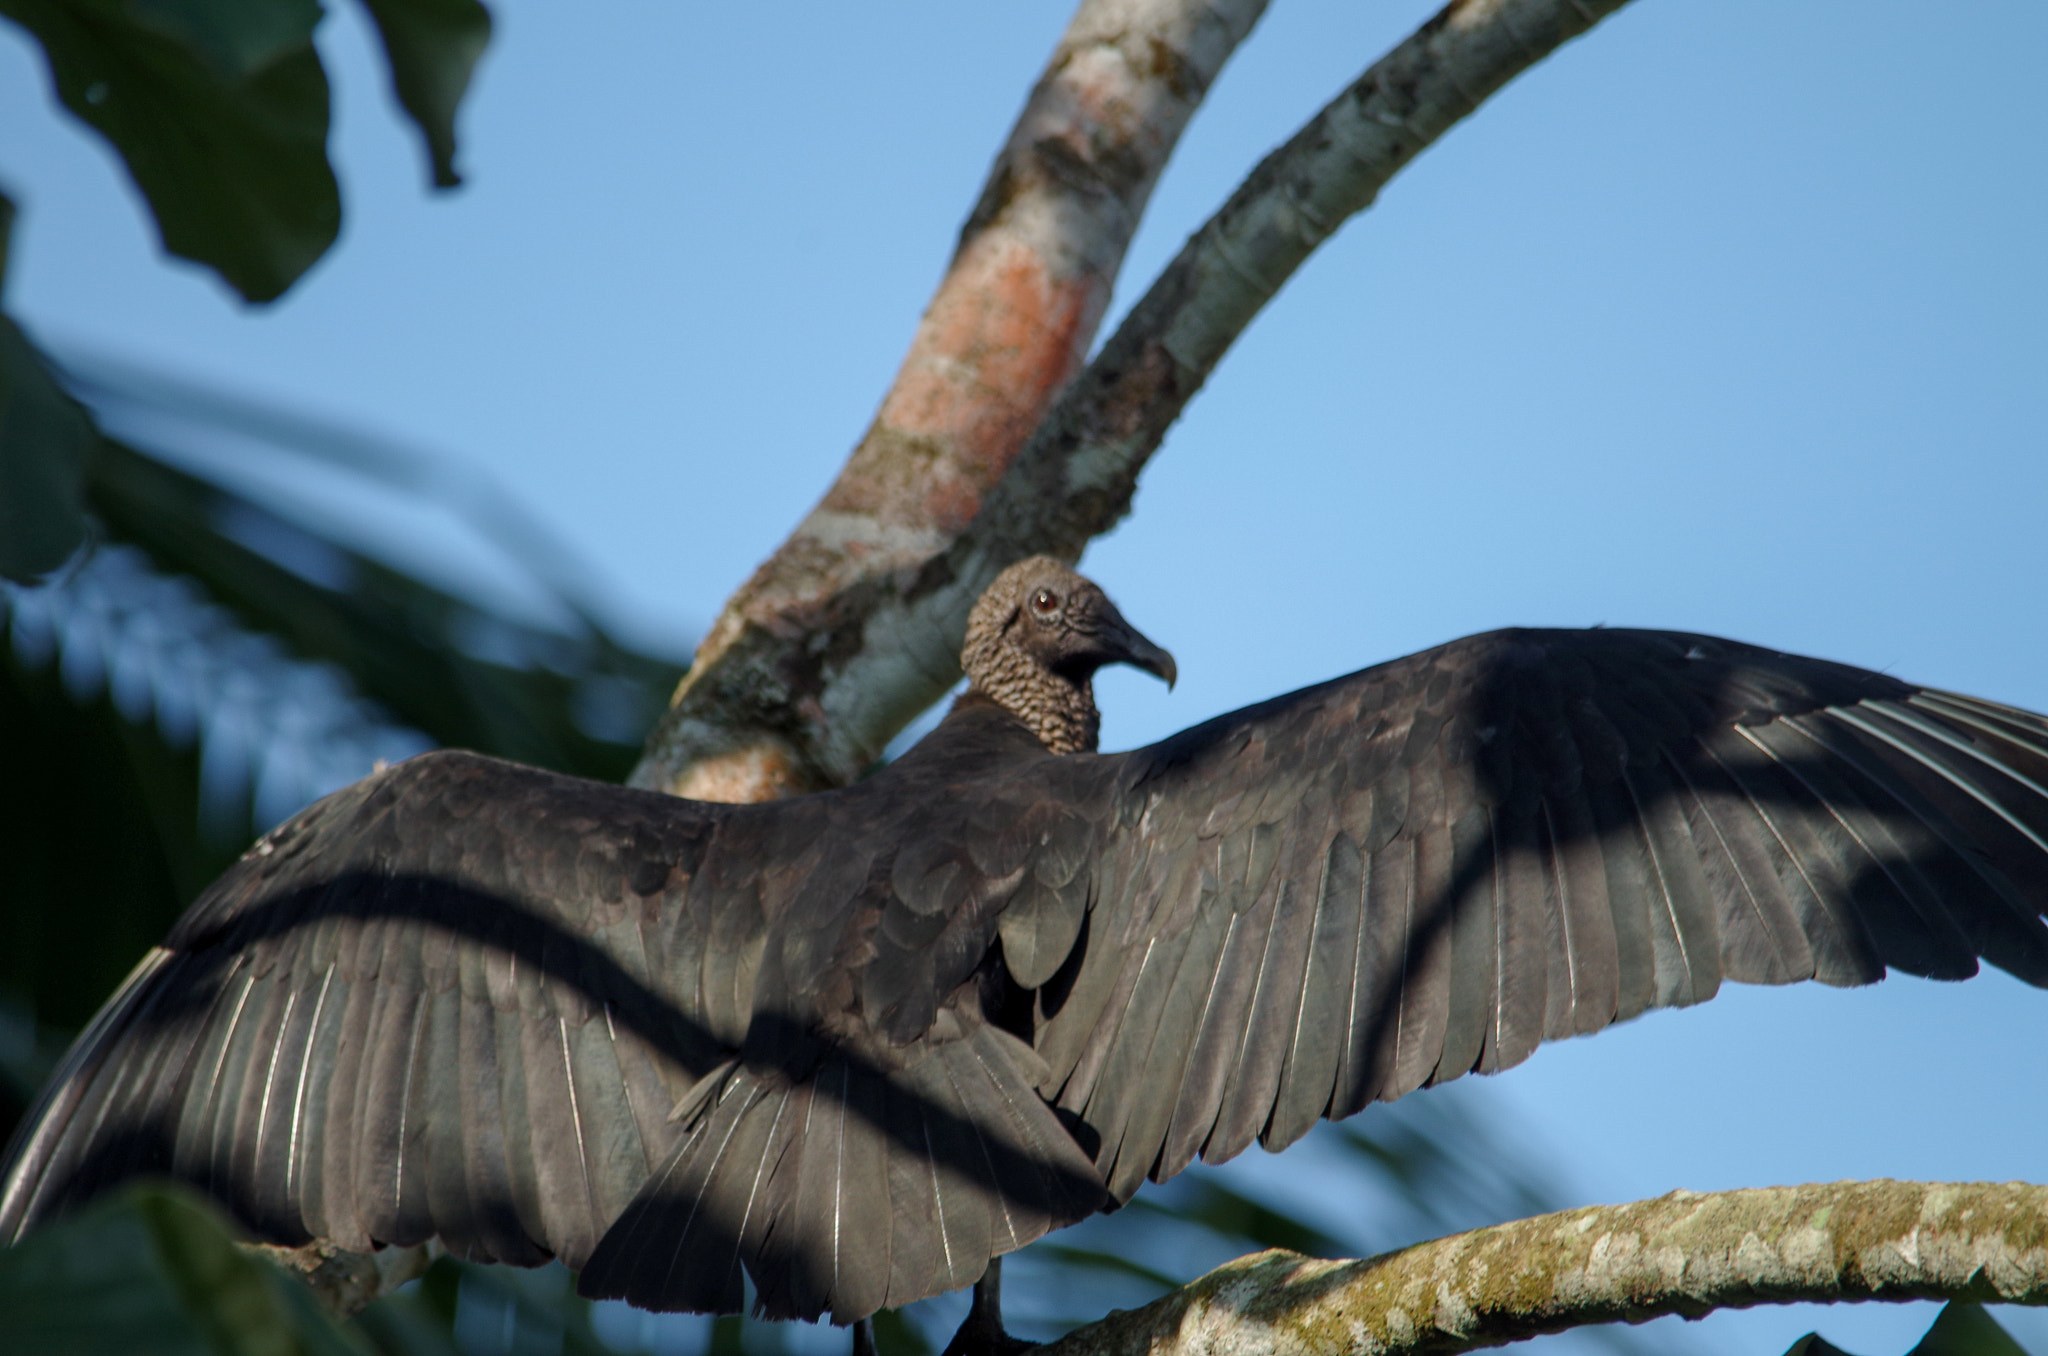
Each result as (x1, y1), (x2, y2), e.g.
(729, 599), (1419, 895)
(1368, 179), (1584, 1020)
(1153, 911), (1241, 1179)
(919, 1098), (956, 1290)
(655, 1075), (752, 1308)
(421, 987), (476, 1256)
(558, 1017), (598, 1233)
(830, 1062), (849, 1313)
(1618, 764), (1721, 1007)
(1098, 904), (1223, 1194)
(1066, 934), (1162, 1135)
(1482, 805), (1550, 1073)
(1271, 830), (1362, 1145)
(284, 965), (335, 1208)
(390, 994), (431, 1242)
(1785, 711), (2048, 980)
(1831, 706), (2048, 854)
(1434, 806), (1497, 1083)
(1762, 717), (1979, 976)
(1664, 751), (1809, 986)
(1330, 844), (1379, 1120)
(1911, 695), (2048, 798)
(1714, 729), (1883, 985)
(246, 984), (310, 1235)
(1226, 873), (1323, 1156)
(22, 957), (181, 1227)
(1398, 828), (1458, 1094)
(732, 1085), (797, 1304)
(1372, 835), (1437, 1102)
(249, 988), (297, 1195)
(180, 966), (256, 1184)
(1197, 886), (1286, 1165)
(457, 978), (532, 1264)
(1541, 795), (1620, 1036)
(1696, 736), (1857, 981)
(1086, 923), (1199, 1194)
(216, 974), (289, 1207)
(949, 1046), (1021, 1253)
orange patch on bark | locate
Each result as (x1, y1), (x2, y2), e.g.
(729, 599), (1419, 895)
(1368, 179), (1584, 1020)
(668, 740), (811, 803)
(877, 236), (1100, 530)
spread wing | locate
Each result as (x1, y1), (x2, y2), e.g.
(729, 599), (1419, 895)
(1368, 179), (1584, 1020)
(1027, 628), (2048, 1202)
(0, 749), (766, 1270)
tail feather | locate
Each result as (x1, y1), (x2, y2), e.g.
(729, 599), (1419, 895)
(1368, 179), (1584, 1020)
(579, 1024), (1106, 1323)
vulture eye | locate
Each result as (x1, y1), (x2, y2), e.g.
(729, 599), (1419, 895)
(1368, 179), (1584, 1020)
(1030, 588), (1061, 617)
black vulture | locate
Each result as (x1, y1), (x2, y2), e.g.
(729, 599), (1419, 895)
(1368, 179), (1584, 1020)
(5, 556), (2048, 1345)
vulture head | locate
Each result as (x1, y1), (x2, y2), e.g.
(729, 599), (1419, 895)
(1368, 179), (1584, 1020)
(961, 556), (1177, 755)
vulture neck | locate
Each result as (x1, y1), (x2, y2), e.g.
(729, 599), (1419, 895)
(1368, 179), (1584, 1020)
(959, 667), (1099, 756)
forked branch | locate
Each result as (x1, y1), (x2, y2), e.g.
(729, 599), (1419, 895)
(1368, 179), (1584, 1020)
(633, 0), (1270, 801)
(635, 0), (1640, 799)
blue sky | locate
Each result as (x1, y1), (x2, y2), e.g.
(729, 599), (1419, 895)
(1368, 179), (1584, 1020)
(4, 2), (2045, 1352)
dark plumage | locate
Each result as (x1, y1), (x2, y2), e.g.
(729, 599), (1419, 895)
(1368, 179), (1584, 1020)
(6, 556), (2048, 1333)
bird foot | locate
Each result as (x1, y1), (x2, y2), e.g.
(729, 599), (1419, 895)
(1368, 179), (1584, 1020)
(940, 1258), (1035, 1356)
(938, 1311), (1035, 1356)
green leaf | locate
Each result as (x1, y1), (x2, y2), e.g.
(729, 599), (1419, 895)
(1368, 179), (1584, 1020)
(1785, 1338), (1857, 1356)
(1126, 1178), (1346, 1259)
(0, 1181), (365, 1356)
(1780, 1303), (2035, 1356)
(122, 0), (323, 79)
(84, 437), (677, 778)
(0, 186), (15, 285)
(871, 1306), (934, 1356)
(1911, 1303), (2033, 1356)
(0, 312), (95, 581)
(354, 0), (491, 188)
(0, 0), (337, 302)
(0, 622), (235, 1035)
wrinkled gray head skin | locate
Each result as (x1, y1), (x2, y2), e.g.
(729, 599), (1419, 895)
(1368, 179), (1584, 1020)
(960, 556), (1177, 755)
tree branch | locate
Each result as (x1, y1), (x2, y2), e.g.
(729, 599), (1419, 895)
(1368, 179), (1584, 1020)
(1040, 1181), (2048, 1356)
(631, 0), (1270, 801)
(636, 0), (1638, 798)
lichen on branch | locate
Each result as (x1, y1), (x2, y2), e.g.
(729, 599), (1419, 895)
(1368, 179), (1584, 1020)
(1038, 1181), (2048, 1356)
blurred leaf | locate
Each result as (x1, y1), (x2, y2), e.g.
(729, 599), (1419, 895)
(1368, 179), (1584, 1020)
(0, 0), (336, 301)
(1126, 1178), (1346, 1259)
(872, 1306), (934, 1356)
(1781, 1304), (2033, 1356)
(437, 1260), (626, 1356)
(1910, 1305), (2034, 1356)
(1786, 1338), (1857, 1356)
(1030, 1244), (1182, 1293)
(86, 436), (677, 780)
(356, 0), (491, 188)
(63, 356), (630, 646)
(0, 1180), (366, 1356)
(0, 312), (94, 580)
(2, 362), (679, 1133)
(347, 1298), (462, 1356)
(0, 186), (14, 284)
(0, 619), (234, 1037)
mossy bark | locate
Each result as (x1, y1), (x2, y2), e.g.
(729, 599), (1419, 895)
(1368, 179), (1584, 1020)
(1040, 1181), (2048, 1356)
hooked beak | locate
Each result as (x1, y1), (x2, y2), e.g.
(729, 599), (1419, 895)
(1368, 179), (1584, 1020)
(1094, 603), (1178, 691)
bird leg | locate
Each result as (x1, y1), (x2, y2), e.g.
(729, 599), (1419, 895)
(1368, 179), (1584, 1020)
(940, 1257), (1034, 1356)
(852, 1317), (878, 1356)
